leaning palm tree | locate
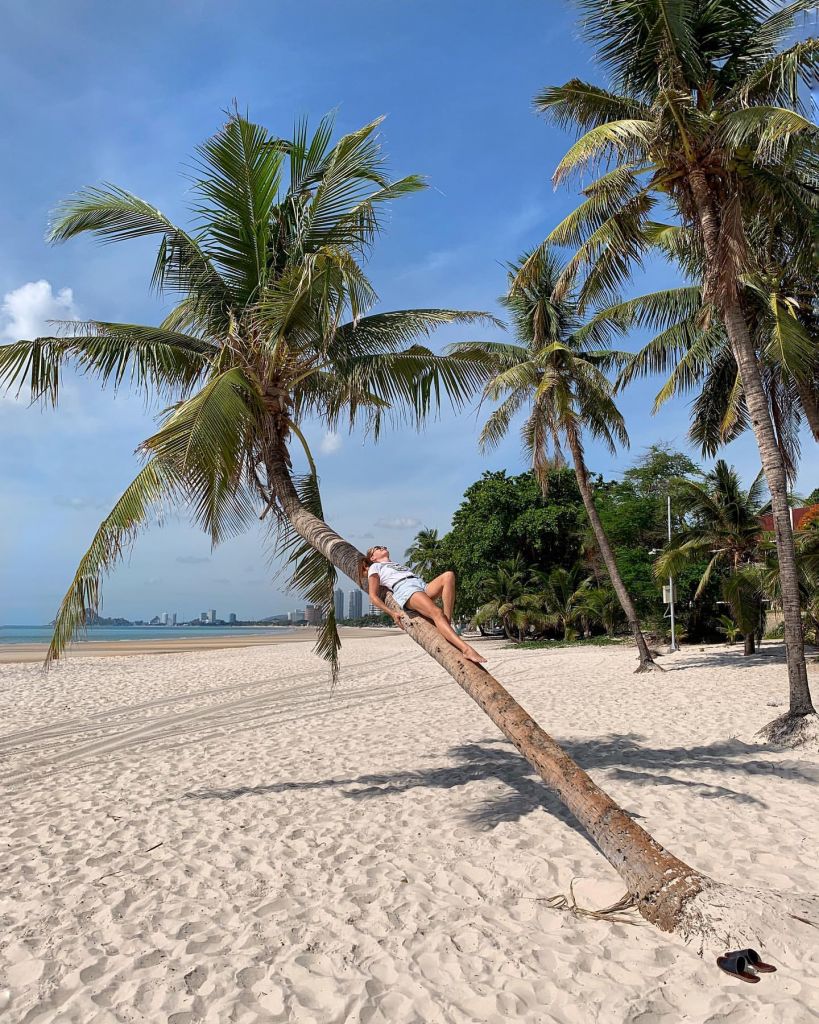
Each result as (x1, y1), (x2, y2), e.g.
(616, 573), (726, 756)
(0, 114), (492, 676)
(404, 527), (443, 579)
(3, 112), (814, 941)
(655, 460), (767, 654)
(454, 248), (659, 670)
(527, 0), (818, 742)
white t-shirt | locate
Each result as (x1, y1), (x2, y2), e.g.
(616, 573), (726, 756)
(367, 560), (419, 591)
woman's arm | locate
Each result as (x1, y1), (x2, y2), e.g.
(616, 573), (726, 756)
(367, 573), (404, 629)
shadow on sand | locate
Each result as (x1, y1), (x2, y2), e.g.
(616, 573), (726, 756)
(184, 730), (819, 832)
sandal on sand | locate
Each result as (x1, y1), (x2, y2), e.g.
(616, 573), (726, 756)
(724, 948), (776, 973)
(716, 954), (760, 983)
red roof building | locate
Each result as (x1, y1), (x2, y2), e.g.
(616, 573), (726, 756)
(759, 505), (819, 532)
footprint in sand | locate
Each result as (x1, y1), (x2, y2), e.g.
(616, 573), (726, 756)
(79, 958), (108, 984)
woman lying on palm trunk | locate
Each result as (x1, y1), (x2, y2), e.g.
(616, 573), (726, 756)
(364, 545), (487, 663)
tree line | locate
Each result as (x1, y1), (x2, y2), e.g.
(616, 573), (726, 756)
(404, 447), (819, 649)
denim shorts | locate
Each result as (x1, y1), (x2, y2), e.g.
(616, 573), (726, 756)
(391, 576), (426, 609)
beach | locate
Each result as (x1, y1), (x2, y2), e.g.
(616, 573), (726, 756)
(1, 635), (817, 1023)
(0, 628), (395, 666)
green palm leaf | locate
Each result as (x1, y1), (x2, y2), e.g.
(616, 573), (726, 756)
(277, 471), (341, 686)
(46, 459), (181, 665)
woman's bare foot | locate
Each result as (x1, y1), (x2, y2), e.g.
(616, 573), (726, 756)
(460, 645), (487, 664)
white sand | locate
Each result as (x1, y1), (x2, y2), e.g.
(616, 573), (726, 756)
(1, 637), (817, 1023)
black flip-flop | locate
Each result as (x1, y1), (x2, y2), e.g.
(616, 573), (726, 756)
(724, 948), (776, 973)
(716, 954), (760, 983)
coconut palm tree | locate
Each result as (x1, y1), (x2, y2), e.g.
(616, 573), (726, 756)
(2, 111), (807, 939)
(0, 113), (492, 676)
(453, 248), (659, 670)
(656, 460), (766, 654)
(527, 0), (818, 741)
(605, 221), (816, 481)
(579, 586), (626, 638)
(534, 564), (592, 640)
(404, 527), (443, 579)
(472, 557), (544, 641)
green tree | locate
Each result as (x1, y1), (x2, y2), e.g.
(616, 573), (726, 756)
(655, 460), (766, 654)
(440, 468), (585, 617)
(404, 527), (444, 579)
(534, 565), (592, 640)
(472, 557), (546, 641)
(612, 233), (814, 484)
(454, 248), (659, 670)
(579, 586), (626, 637)
(530, 0), (817, 739)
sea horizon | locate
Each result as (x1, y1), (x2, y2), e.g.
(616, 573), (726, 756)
(0, 624), (301, 645)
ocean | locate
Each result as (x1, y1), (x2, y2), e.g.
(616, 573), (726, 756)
(0, 625), (299, 646)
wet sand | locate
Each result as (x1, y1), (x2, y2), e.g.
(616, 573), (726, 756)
(0, 627), (398, 664)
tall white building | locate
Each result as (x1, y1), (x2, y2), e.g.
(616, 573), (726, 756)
(209, 609), (216, 623)
(348, 590), (363, 618)
(333, 588), (344, 621)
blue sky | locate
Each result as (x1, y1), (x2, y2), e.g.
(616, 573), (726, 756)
(1, 0), (814, 624)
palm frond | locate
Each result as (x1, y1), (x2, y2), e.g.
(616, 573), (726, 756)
(49, 184), (232, 309)
(277, 471), (341, 685)
(141, 367), (263, 544)
(534, 79), (650, 130)
(717, 106), (818, 162)
(552, 120), (654, 186)
(47, 459), (180, 665)
(477, 389), (529, 452)
(332, 309), (501, 358)
(194, 113), (284, 299)
(736, 37), (819, 107)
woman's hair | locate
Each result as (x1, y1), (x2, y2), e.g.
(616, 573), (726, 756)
(361, 545), (384, 585)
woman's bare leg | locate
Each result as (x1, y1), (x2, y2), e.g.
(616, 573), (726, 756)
(424, 570), (456, 622)
(405, 591), (486, 663)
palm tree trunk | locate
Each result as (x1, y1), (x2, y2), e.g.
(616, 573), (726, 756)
(688, 170), (815, 732)
(722, 300), (814, 717)
(564, 430), (659, 672)
(744, 632), (755, 656)
(265, 452), (709, 933)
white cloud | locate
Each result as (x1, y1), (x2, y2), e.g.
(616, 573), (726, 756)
(0, 280), (79, 341)
(319, 431), (342, 455)
(373, 516), (421, 529)
(53, 495), (107, 511)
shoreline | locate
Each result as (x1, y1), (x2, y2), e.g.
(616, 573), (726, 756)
(0, 626), (400, 664)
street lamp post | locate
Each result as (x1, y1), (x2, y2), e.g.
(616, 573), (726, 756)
(667, 495), (678, 652)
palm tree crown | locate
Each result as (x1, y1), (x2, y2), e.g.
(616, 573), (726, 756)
(0, 112), (493, 669)
(656, 459), (767, 594)
(454, 248), (627, 481)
